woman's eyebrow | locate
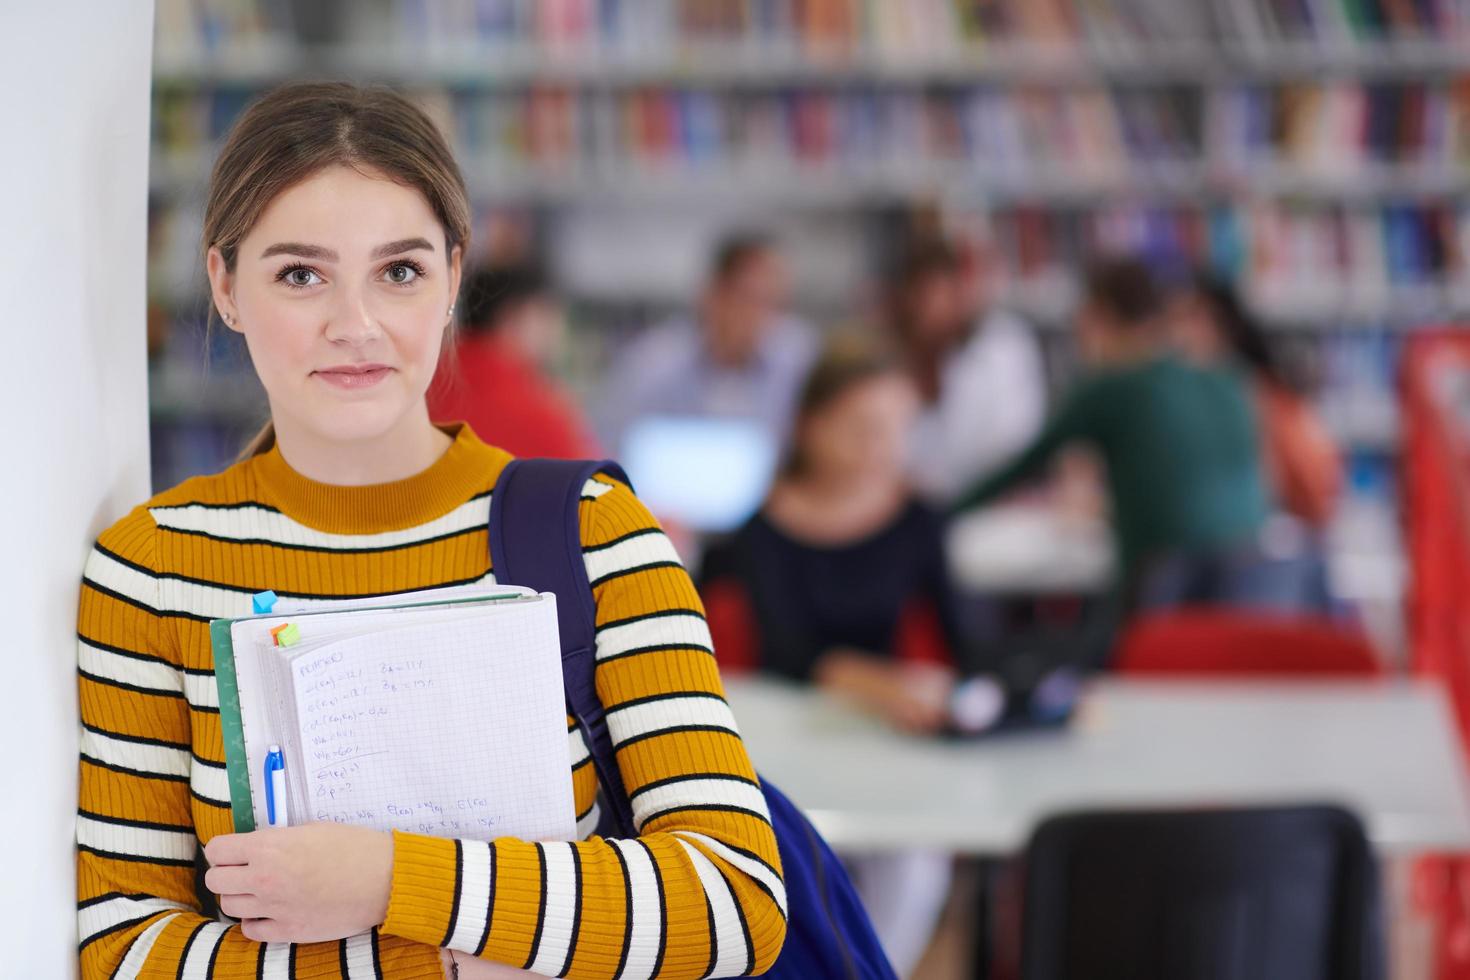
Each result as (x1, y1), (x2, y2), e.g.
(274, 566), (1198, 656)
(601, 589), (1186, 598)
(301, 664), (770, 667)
(257, 238), (435, 262)
(260, 242), (337, 261)
(371, 237), (435, 259)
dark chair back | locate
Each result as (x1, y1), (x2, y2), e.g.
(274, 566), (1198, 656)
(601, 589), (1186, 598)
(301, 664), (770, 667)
(1020, 805), (1385, 980)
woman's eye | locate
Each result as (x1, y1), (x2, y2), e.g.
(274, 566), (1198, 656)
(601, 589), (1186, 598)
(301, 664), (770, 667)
(282, 267), (321, 288)
(385, 262), (420, 285)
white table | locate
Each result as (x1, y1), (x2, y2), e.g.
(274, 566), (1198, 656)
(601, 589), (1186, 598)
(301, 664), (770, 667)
(945, 505), (1112, 595)
(724, 676), (1470, 855)
(945, 503), (1401, 602)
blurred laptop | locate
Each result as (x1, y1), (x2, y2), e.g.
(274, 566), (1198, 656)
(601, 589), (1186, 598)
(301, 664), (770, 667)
(619, 416), (779, 534)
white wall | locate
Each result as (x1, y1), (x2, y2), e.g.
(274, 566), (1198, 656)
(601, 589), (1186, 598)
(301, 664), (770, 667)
(0, 4), (154, 975)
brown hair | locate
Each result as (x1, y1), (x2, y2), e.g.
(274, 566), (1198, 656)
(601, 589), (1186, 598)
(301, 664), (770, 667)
(202, 81), (473, 458)
(888, 237), (962, 296)
(781, 335), (905, 479)
(709, 233), (775, 285)
(1083, 256), (1163, 328)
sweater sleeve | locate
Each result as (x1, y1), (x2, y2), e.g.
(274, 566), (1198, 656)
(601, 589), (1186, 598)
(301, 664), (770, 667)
(381, 478), (788, 979)
(951, 375), (1105, 514)
(76, 507), (444, 979)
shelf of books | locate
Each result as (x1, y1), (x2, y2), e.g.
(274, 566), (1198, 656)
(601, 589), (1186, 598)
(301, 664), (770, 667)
(148, 0), (1464, 604)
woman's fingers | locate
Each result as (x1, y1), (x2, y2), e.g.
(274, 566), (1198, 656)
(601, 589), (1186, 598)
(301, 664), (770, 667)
(204, 864), (254, 896)
(203, 832), (255, 867)
(219, 893), (267, 920)
(240, 917), (289, 943)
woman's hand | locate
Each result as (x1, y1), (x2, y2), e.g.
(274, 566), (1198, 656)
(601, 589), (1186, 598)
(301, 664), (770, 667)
(883, 661), (957, 734)
(204, 823), (394, 944)
(814, 648), (955, 735)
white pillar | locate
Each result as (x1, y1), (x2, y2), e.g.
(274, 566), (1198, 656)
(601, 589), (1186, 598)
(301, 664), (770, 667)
(0, 4), (154, 974)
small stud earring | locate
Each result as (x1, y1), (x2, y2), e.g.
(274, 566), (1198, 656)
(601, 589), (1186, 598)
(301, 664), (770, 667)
(447, 305), (456, 319)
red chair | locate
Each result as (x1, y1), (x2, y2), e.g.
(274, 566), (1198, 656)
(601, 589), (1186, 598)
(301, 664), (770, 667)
(702, 579), (759, 674)
(1113, 609), (1384, 678)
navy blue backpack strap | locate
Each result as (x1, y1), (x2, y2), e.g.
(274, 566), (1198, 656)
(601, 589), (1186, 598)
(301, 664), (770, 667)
(488, 457), (637, 836)
(490, 457), (897, 980)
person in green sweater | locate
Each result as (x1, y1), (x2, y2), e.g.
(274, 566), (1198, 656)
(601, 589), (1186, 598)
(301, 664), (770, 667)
(954, 257), (1288, 614)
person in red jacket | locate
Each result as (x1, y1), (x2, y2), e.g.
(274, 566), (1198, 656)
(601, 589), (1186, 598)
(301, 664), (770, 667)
(429, 264), (602, 459)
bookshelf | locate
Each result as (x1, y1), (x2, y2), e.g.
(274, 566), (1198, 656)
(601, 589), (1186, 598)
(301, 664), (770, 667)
(146, 0), (1463, 604)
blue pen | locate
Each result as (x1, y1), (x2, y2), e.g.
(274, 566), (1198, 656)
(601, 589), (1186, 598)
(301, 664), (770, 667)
(264, 745), (288, 828)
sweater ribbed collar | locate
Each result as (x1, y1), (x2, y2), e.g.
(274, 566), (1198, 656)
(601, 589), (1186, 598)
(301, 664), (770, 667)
(250, 423), (508, 534)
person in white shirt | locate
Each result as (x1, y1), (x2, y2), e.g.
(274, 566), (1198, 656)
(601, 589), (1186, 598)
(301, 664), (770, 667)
(886, 239), (1048, 505)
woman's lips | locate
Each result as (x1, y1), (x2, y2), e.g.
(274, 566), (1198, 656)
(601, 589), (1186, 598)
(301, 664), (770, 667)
(313, 365), (393, 389)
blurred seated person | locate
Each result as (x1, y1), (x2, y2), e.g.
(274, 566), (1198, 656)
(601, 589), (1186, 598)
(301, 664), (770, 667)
(595, 233), (817, 459)
(428, 264), (601, 459)
(700, 337), (968, 728)
(1171, 272), (1343, 530)
(886, 237), (1047, 505)
(953, 258), (1314, 616)
(700, 336), (964, 976)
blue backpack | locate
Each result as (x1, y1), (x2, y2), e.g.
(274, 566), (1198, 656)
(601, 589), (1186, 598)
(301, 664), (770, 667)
(489, 458), (897, 980)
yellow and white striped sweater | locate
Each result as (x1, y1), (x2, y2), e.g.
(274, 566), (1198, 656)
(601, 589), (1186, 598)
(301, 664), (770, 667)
(76, 425), (786, 979)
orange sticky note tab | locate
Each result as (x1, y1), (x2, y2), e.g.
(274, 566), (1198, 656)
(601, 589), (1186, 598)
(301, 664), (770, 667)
(270, 622), (301, 647)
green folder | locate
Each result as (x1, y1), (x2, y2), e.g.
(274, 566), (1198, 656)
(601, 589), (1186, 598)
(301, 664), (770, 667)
(209, 618), (257, 832)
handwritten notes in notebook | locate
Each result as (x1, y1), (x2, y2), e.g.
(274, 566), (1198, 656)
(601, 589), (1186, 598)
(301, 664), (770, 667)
(279, 596), (576, 843)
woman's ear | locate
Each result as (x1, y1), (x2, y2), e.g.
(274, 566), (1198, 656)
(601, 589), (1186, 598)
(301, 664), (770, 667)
(206, 246), (242, 333)
(446, 243), (464, 320)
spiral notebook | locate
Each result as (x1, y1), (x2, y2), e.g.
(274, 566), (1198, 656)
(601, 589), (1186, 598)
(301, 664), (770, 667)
(209, 585), (576, 843)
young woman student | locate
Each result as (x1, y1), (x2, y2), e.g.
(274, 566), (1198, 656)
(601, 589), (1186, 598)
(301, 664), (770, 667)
(76, 82), (785, 979)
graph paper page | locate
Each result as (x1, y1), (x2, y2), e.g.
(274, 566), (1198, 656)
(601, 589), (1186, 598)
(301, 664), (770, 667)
(231, 602), (538, 833)
(285, 596), (575, 842)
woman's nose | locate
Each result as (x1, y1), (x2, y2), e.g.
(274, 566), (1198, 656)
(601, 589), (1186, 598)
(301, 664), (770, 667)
(322, 289), (382, 347)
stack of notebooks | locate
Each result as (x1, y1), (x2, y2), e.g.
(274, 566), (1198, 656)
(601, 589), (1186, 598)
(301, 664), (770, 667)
(209, 585), (576, 843)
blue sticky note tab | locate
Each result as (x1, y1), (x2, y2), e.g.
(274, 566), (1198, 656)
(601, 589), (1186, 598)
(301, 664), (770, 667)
(252, 590), (278, 615)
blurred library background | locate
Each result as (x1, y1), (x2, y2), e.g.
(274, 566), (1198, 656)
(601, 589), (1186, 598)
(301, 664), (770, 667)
(147, 0), (1470, 658)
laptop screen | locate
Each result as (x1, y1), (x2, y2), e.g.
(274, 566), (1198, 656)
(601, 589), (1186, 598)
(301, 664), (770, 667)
(619, 416), (779, 533)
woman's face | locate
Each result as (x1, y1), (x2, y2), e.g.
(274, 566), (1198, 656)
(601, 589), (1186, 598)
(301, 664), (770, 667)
(207, 165), (462, 448)
(800, 373), (920, 483)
